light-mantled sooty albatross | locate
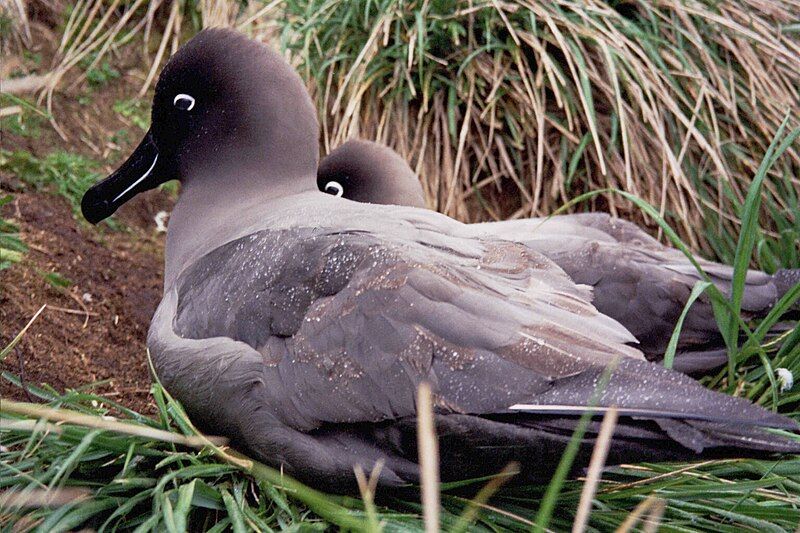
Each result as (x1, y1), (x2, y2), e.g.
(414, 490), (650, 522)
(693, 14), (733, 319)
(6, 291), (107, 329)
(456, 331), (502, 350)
(82, 29), (800, 493)
(319, 139), (800, 374)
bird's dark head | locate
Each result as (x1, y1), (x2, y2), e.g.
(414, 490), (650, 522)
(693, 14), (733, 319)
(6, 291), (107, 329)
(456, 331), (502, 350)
(81, 28), (319, 224)
(317, 140), (426, 208)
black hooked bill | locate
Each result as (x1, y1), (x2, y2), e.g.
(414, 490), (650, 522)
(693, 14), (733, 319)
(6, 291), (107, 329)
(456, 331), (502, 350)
(81, 130), (164, 224)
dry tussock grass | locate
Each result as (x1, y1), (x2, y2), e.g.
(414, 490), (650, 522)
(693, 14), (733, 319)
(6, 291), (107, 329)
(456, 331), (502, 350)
(279, 0), (800, 251)
(5, 0), (800, 252)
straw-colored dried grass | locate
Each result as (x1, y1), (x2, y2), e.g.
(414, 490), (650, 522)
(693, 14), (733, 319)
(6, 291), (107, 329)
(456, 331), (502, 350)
(279, 0), (800, 251)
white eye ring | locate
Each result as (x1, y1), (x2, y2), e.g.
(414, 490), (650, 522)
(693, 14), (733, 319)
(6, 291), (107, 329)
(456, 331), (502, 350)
(173, 93), (196, 111)
(324, 180), (344, 197)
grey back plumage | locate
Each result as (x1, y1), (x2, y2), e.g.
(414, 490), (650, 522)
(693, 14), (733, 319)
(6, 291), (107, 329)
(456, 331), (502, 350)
(475, 213), (785, 366)
(321, 140), (799, 372)
(148, 194), (800, 490)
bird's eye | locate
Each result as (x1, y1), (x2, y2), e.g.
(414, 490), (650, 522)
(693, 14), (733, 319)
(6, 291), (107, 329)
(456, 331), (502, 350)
(324, 181), (344, 197)
(173, 94), (196, 111)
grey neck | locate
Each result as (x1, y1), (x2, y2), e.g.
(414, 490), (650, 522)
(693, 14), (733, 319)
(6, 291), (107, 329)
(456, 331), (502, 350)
(164, 168), (317, 289)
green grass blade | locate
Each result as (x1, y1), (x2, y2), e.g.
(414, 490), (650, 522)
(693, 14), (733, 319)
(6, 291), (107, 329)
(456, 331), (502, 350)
(162, 492), (179, 533)
(173, 480), (197, 533)
(221, 489), (247, 533)
(47, 429), (102, 489)
(663, 281), (712, 369)
(532, 360), (618, 531)
(725, 119), (799, 368)
(49, 499), (121, 533)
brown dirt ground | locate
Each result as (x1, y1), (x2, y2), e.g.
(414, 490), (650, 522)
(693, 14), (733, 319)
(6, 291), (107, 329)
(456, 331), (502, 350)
(0, 192), (172, 414)
(2, 16), (173, 413)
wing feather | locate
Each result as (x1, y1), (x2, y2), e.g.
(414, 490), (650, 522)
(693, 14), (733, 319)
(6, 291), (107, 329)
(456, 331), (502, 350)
(173, 225), (643, 427)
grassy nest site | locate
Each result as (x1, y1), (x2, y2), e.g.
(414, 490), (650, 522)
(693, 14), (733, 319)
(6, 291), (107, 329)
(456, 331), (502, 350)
(1, 1), (800, 531)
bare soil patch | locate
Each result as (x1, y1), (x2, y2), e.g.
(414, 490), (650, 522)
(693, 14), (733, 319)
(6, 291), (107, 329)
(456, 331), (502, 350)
(1, 191), (170, 413)
(2, 13), (174, 413)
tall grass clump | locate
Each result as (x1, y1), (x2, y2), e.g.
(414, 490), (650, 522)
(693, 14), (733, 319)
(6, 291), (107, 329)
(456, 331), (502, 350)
(6, 326), (800, 533)
(278, 0), (800, 257)
(5, 371), (800, 531)
(0, 379), (383, 531)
